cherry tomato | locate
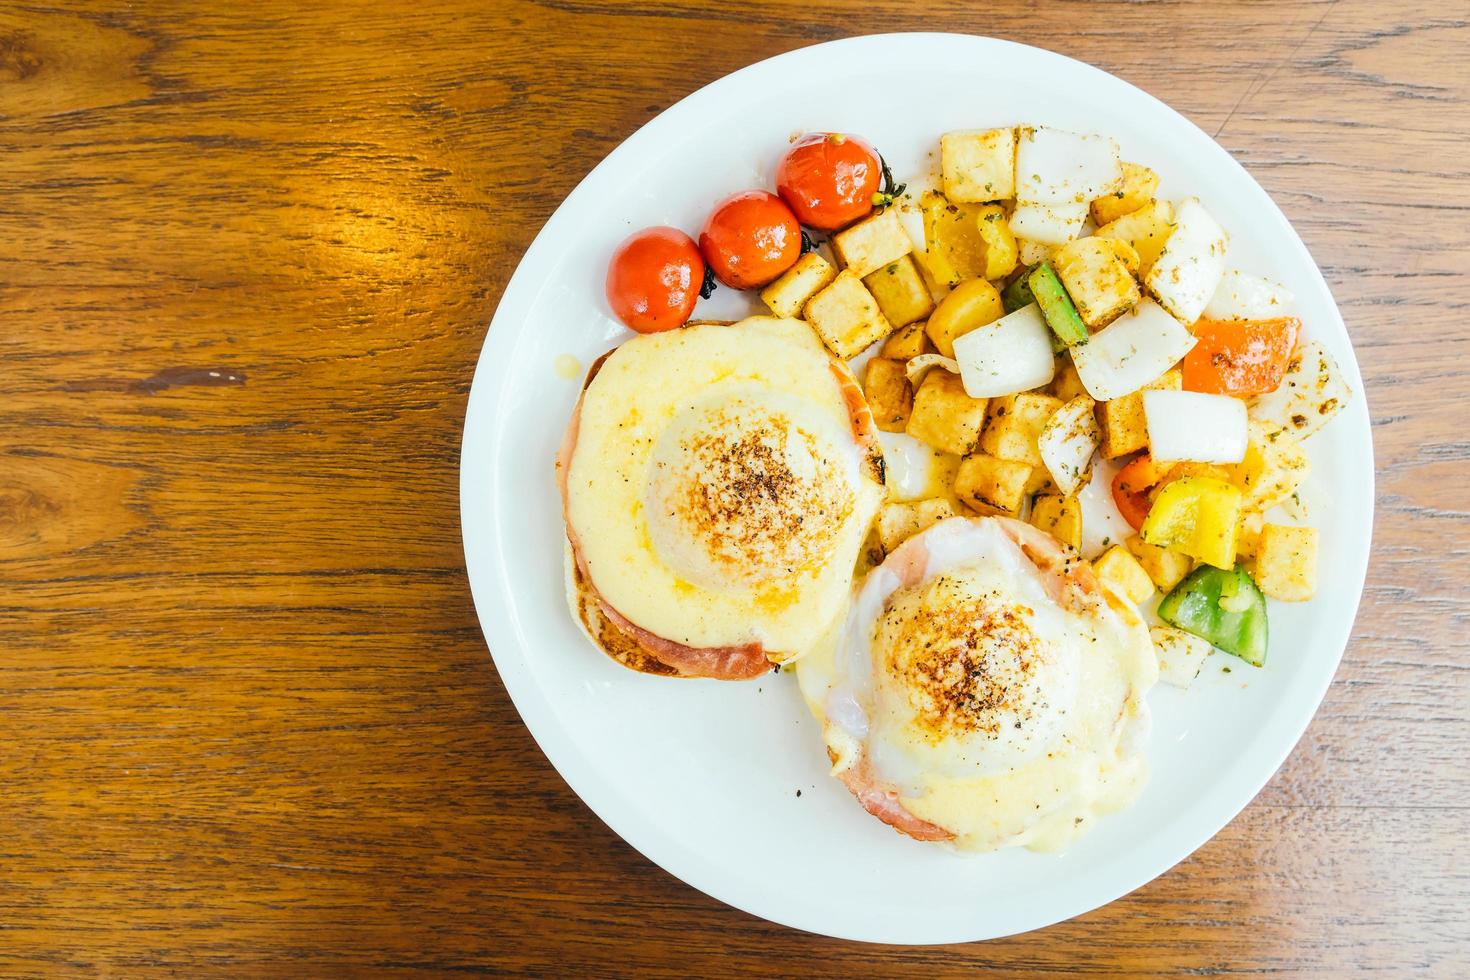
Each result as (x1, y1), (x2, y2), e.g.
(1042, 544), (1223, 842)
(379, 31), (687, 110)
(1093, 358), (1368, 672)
(605, 226), (705, 333)
(699, 190), (801, 289)
(1111, 453), (1165, 530)
(776, 132), (882, 231)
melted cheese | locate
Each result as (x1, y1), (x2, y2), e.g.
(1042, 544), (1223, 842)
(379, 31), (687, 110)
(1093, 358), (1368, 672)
(567, 317), (884, 656)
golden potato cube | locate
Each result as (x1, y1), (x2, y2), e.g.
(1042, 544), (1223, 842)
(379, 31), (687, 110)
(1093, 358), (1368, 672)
(1255, 524), (1318, 602)
(1024, 464), (1056, 496)
(1030, 494), (1081, 548)
(1089, 161), (1161, 226)
(940, 128), (1017, 203)
(832, 207), (913, 278)
(1049, 357), (1088, 402)
(877, 498), (958, 553)
(1052, 236), (1141, 328)
(1235, 510), (1266, 561)
(1094, 545), (1156, 605)
(1125, 534), (1193, 591)
(1094, 199), (1175, 277)
(862, 254), (934, 328)
(881, 320), (932, 360)
(863, 358), (913, 433)
(759, 252), (836, 318)
(925, 278), (1005, 358)
(1099, 368), (1181, 459)
(979, 391), (1064, 466)
(954, 452), (1032, 515)
(803, 270), (894, 359)
(905, 370), (988, 455)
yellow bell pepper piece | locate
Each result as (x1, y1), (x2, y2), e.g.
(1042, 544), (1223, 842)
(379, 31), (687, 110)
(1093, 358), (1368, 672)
(975, 204), (1018, 280)
(1140, 476), (1243, 570)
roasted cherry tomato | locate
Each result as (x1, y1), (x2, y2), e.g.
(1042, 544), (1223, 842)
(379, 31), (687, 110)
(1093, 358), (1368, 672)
(776, 132), (882, 231)
(699, 190), (801, 289)
(1112, 453), (1165, 530)
(605, 226), (705, 333)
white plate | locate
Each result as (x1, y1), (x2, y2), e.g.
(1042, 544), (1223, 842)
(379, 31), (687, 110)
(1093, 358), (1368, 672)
(460, 33), (1373, 943)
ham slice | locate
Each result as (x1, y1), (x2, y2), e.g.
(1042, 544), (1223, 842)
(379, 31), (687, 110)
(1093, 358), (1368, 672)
(835, 754), (954, 842)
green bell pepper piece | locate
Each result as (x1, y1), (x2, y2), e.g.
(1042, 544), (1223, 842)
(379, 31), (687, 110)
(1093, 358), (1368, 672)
(1002, 268), (1036, 313)
(1157, 563), (1269, 667)
(1028, 262), (1088, 347)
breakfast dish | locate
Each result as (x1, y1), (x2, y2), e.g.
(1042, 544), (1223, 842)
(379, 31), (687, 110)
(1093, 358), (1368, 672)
(462, 33), (1373, 942)
(565, 113), (1350, 850)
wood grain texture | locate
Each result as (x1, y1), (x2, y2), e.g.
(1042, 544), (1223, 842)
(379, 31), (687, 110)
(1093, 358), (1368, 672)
(1, 0), (1466, 975)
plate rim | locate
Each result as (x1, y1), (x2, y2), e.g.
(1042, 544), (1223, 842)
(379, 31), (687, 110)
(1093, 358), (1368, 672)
(459, 31), (1375, 944)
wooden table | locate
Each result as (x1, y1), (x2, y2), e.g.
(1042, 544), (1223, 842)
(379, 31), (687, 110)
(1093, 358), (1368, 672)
(2, 1), (1466, 975)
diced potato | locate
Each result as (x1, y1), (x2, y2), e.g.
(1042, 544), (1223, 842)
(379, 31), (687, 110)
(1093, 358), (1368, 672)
(1225, 419), (1310, 512)
(954, 452), (1033, 515)
(925, 278), (1005, 358)
(1255, 524), (1318, 602)
(1235, 510), (1265, 560)
(1099, 368), (1181, 459)
(833, 207), (913, 278)
(759, 252), (836, 318)
(881, 320), (932, 360)
(1125, 534), (1193, 591)
(1151, 625), (1213, 688)
(863, 358), (913, 433)
(1030, 494), (1081, 548)
(979, 391), (1064, 465)
(1049, 358), (1088, 402)
(863, 254), (934, 328)
(1051, 236), (1141, 328)
(1023, 464), (1056, 496)
(921, 192), (989, 282)
(906, 369), (989, 455)
(803, 270), (895, 359)
(1094, 199), (1175, 277)
(1089, 161), (1161, 226)
(1017, 238), (1053, 266)
(877, 498), (958, 552)
(1094, 545), (1155, 605)
(940, 128), (1017, 203)
(976, 205), (1019, 280)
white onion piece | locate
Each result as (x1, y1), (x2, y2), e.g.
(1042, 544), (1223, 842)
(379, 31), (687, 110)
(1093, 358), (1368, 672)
(1151, 625), (1214, 688)
(1204, 269), (1295, 320)
(952, 303), (1057, 398)
(1071, 299), (1198, 402)
(1142, 390), (1248, 464)
(1249, 340), (1350, 440)
(1015, 127), (1122, 205)
(1077, 456), (1134, 559)
(1009, 201), (1088, 246)
(1146, 197), (1228, 324)
(903, 353), (960, 386)
(1038, 396), (1100, 497)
